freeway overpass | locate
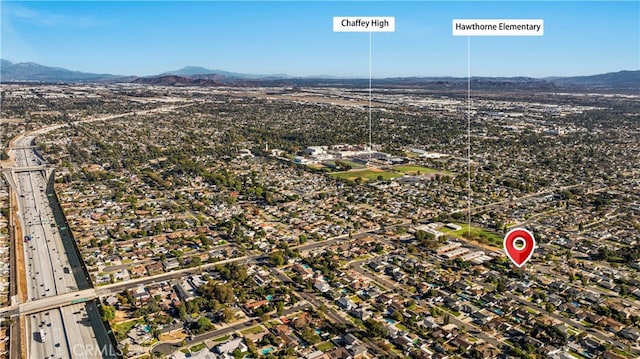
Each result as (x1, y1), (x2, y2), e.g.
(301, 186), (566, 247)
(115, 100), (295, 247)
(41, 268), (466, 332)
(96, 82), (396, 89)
(0, 227), (377, 318)
(0, 289), (98, 318)
(2, 165), (50, 173)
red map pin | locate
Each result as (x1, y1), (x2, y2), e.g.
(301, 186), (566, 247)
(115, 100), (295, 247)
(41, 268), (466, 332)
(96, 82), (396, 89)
(503, 228), (536, 267)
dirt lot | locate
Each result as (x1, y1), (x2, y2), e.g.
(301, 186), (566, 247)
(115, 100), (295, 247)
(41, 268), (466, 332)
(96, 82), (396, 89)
(11, 190), (27, 302)
(158, 329), (187, 342)
(114, 309), (133, 323)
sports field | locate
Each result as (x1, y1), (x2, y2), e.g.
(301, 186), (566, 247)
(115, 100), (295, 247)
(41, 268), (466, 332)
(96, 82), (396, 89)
(440, 223), (503, 249)
(331, 168), (401, 181)
(394, 165), (452, 176)
(331, 164), (452, 182)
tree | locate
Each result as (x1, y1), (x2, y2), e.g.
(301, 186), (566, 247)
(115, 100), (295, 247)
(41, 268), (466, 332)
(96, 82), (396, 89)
(269, 251), (285, 266)
(189, 256), (202, 267)
(545, 303), (556, 313)
(364, 319), (388, 338)
(222, 307), (235, 323)
(197, 316), (212, 331)
(0, 318), (15, 328)
(211, 284), (235, 303)
(121, 343), (130, 356)
(232, 348), (244, 359)
(391, 310), (403, 322)
(300, 327), (321, 344)
(100, 305), (116, 322)
(178, 305), (187, 321)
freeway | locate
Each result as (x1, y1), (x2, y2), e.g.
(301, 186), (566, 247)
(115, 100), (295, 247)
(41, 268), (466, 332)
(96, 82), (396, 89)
(26, 302), (113, 359)
(0, 104), (195, 359)
(7, 136), (115, 359)
(15, 149), (74, 301)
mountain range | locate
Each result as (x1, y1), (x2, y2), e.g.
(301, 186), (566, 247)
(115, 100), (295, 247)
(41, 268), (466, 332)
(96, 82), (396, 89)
(1, 59), (638, 92)
(0, 59), (129, 82)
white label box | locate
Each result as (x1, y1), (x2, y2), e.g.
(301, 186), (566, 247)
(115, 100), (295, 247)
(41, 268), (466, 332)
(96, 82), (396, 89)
(453, 19), (543, 36)
(333, 17), (395, 32)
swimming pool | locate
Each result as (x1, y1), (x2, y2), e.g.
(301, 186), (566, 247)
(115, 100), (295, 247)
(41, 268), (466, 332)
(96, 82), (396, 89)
(260, 347), (275, 355)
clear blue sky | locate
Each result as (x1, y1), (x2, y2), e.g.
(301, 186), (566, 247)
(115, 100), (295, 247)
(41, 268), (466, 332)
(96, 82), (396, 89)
(2, 1), (638, 77)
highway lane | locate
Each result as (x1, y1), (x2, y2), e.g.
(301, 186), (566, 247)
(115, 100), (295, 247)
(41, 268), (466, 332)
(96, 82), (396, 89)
(15, 142), (75, 298)
(26, 304), (110, 359)
(28, 308), (71, 359)
(10, 136), (113, 359)
(60, 303), (113, 359)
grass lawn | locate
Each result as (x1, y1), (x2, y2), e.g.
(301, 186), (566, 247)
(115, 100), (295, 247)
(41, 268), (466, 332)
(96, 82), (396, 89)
(439, 223), (503, 248)
(568, 350), (588, 359)
(567, 329), (579, 336)
(331, 169), (401, 182)
(438, 306), (461, 317)
(264, 320), (281, 329)
(112, 318), (144, 335)
(213, 334), (231, 342)
(352, 255), (371, 261)
(341, 160), (366, 169)
(394, 165), (452, 176)
(323, 161), (336, 168)
(613, 348), (634, 358)
(525, 307), (538, 315)
(241, 326), (265, 335)
(307, 163), (325, 170)
(316, 341), (335, 352)
(190, 343), (206, 353)
(142, 338), (158, 347)
(330, 164), (452, 183)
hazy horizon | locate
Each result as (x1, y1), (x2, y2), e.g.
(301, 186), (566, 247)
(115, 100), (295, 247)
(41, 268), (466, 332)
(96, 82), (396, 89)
(2, 1), (638, 78)
(2, 57), (639, 80)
